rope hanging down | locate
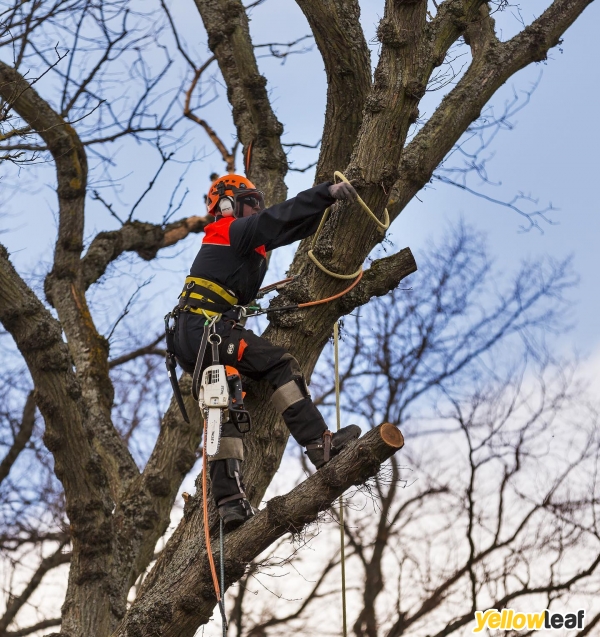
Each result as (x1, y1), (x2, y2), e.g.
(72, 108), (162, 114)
(334, 321), (348, 637)
(201, 419), (227, 631)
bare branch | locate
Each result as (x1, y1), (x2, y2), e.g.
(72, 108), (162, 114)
(193, 0), (287, 204)
(0, 541), (70, 632)
(3, 617), (62, 637)
(0, 392), (35, 486)
(108, 334), (165, 369)
(81, 214), (211, 290)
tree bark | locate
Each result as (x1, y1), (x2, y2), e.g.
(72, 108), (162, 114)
(113, 424), (404, 637)
(294, 0), (372, 184)
(193, 0), (288, 205)
(0, 245), (116, 636)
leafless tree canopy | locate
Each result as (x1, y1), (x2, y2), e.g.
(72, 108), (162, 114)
(228, 227), (600, 637)
(0, 0), (596, 636)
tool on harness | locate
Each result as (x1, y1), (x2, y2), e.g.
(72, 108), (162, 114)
(199, 332), (228, 456)
(164, 312), (190, 423)
(191, 316), (214, 402)
(201, 418), (227, 633)
(199, 334), (253, 456)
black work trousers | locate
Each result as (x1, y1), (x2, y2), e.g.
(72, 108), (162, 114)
(173, 312), (326, 503)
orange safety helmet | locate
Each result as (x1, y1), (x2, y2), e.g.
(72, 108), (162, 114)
(206, 174), (264, 217)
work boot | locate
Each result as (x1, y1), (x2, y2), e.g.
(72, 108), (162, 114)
(305, 425), (361, 469)
(217, 494), (256, 533)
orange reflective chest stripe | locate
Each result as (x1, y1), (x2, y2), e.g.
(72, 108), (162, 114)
(203, 217), (266, 257)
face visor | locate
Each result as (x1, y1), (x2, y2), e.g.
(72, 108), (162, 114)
(233, 190), (265, 218)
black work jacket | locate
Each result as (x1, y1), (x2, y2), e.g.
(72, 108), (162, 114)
(189, 182), (335, 305)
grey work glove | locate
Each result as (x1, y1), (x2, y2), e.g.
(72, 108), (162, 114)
(328, 181), (358, 202)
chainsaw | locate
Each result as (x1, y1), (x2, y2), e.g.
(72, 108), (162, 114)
(199, 365), (251, 456)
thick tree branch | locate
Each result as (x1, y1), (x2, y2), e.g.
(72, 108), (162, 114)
(318, 0), (485, 286)
(113, 424), (404, 637)
(294, 0), (371, 183)
(339, 248), (417, 314)
(0, 60), (138, 502)
(81, 215), (211, 290)
(192, 0), (287, 205)
(389, 0), (593, 219)
(0, 244), (116, 637)
(0, 392), (35, 486)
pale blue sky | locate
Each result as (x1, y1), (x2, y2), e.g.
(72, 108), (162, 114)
(3, 0), (599, 357)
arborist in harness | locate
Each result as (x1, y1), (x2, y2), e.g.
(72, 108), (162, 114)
(166, 173), (361, 532)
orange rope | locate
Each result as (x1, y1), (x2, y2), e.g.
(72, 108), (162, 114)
(297, 270), (363, 308)
(202, 421), (222, 603)
(257, 277), (294, 295)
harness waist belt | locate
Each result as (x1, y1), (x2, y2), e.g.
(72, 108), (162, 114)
(179, 276), (238, 317)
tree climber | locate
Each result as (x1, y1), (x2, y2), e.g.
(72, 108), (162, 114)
(170, 174), (361, 531)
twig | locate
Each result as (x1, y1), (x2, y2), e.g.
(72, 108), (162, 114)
(282, 139), (321, 149)
(128, 149), (174, 222)
(109, 334), (165, 368)
(92, 190), (124, 224)
(106, 278), (154, 342)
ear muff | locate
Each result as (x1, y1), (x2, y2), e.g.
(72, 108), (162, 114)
(218, 196), (234, 215)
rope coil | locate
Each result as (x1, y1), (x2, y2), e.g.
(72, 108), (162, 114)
(308, 171), (390, 280)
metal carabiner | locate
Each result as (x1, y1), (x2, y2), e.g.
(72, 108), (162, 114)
(233, 305), (247, 321)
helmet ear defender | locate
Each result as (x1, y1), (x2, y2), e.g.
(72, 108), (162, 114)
(218, 197), (234, 216)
